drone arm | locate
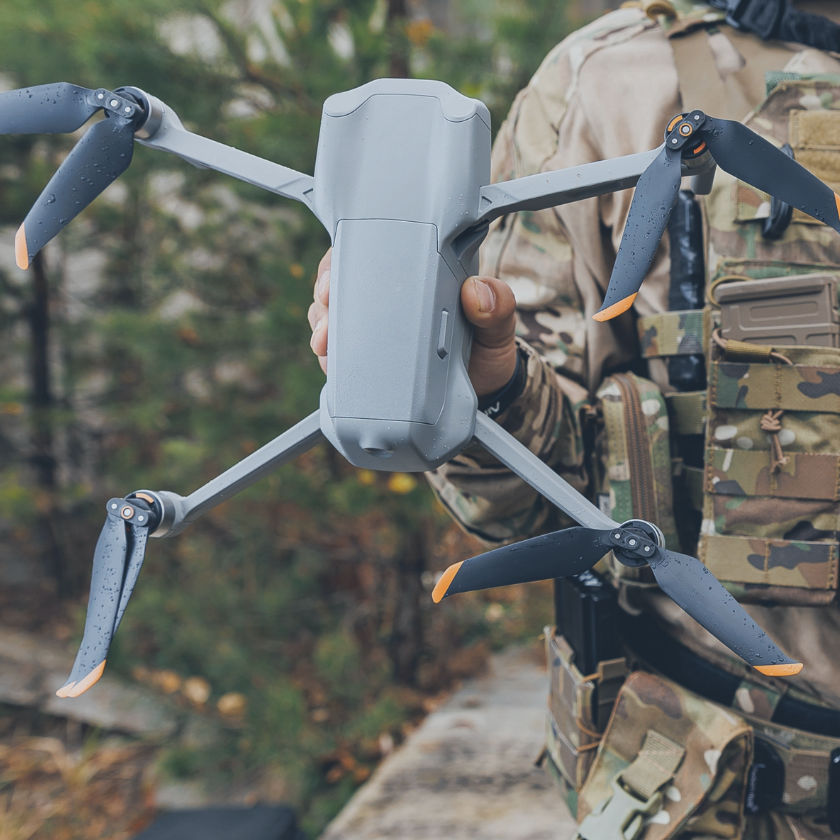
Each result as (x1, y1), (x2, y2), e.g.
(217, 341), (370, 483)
(135, 97), (317, 213)
(472, 411), (617, 531)
(152, 409), (324, 538)
(475, 147), (665, 225)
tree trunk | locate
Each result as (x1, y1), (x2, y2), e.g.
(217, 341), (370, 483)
(386, 0), (410, 79)
(29, 252), (67, 594)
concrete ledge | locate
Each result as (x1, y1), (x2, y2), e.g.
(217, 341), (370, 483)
(321, 644), (576, 840)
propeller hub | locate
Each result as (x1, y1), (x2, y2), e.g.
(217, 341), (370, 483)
(610, 519), (663, 567)
(664, 110), (708, 154)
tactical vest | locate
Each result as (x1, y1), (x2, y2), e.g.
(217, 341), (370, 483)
(599, 0), (840, 607)
(544, 3), (840, 835)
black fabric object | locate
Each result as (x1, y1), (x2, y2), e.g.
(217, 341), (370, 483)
(477, 345), (527, 417)
(709, 0), (840, 52)
(132, 806), (304, 840)
(666, 190), (706, 392)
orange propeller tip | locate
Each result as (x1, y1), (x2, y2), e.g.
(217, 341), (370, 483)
(14, 225), (29, 270)
(63, 660), (107, 697)
(432, 561), (463, 603)
(754, 662), (803, 677)
(55, 681), (76, 698)
(593, 293), (637, 322)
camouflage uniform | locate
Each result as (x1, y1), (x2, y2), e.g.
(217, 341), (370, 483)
(428, 2), (840, 837)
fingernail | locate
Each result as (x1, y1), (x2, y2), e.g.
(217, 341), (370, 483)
(316, 269), (330, 303)
(473, 277), (495, 313)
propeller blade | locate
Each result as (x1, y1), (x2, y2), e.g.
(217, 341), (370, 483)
(702, 115), (840, 233)
(647, 547), (802, 676)
(594, 145), (682, 322)
(0, 83), (101, 135)
(57, 497), (155, 698)
(432, 526), (615, 602)
(15, 114), (135, 269)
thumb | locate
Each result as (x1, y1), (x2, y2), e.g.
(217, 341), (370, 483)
(461, 276), (518, 396)
(461, 276), (517, 347)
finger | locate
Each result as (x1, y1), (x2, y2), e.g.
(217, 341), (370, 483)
(307, 300), (326, 331)
(461, 276), (517, 349)
(310, 317), (328, 357)
(317, 248), (332, 279)
(315, 268), (330, 307)
(461, 276), (518, 396)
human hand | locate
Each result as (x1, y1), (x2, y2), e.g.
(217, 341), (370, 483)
(308, 251), (518, 396)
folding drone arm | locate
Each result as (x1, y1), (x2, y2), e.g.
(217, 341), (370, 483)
(54, 409), (324, 698)
(432, 409), (802, 678)
(472, 412), (617, 532)
(476, 145), (704, 224)
(130, 87), (317, 212)
(151, 409), (324, 538)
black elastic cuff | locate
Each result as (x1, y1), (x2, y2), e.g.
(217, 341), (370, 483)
(477, 347), (527, 418)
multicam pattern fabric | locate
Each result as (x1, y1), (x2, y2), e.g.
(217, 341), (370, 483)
(637, 310), (704, 359)
(706, 77), (840, 270)
(427, 2), (840, 836)
(701, 337), (840, 604)
(544, 630), (627, 800)
(577, 671), (752, 839)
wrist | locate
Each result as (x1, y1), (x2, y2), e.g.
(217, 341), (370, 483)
(477, 346), (527, 417)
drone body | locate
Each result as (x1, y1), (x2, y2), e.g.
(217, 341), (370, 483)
(313, 80), (489, 470)
(4, 74), (837, 695)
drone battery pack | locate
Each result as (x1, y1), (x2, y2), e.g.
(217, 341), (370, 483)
(554, 571), (620, 677)
(717, 272), (840, 347)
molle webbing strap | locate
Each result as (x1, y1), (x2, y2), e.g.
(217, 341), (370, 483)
(666, 391), (706, 436)
(622, 729), (686, 800)
(637, 310), (703, 358)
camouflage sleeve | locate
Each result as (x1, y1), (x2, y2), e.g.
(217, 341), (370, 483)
(428, 9), (683, 545)
(427, 336), (590, 544)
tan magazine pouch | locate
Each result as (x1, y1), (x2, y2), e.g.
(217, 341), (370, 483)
(543, 628), (628, 812)
(576, 671), (752, 840)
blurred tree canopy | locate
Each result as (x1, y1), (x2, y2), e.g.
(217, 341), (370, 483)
(0, 0), (598, 835)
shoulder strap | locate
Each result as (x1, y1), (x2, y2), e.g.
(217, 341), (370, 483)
(668, 22), (795, 119)
(709, 0), (840, 52)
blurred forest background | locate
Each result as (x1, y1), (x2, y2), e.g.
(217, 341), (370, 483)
(0, 0), (610, 837)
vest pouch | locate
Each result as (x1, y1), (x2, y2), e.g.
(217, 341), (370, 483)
(593, 373), (679, 587)
(576, 671), (753, 840)
(543, 627), (628, 812)
(701, 267), (840, 605)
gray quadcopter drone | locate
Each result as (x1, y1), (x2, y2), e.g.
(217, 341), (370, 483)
(5, 77), (840, 696)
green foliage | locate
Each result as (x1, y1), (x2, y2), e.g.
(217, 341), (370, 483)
(0, 0), (589, 835)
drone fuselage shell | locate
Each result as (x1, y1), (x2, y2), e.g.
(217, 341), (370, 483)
(312, 79), (491, 471)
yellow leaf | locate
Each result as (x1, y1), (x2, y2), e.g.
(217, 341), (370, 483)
(217, 692), (247, 718)
(357, 469), (376, 486)
(387, 473), (417, 495)
(182, 676), (211, 705)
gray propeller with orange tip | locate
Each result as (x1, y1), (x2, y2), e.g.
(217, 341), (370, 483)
(56, 493), (161, 698)
(593, 109), (840, 322)
(0, 83), (145, 269)
(433, 521), (802, 677)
